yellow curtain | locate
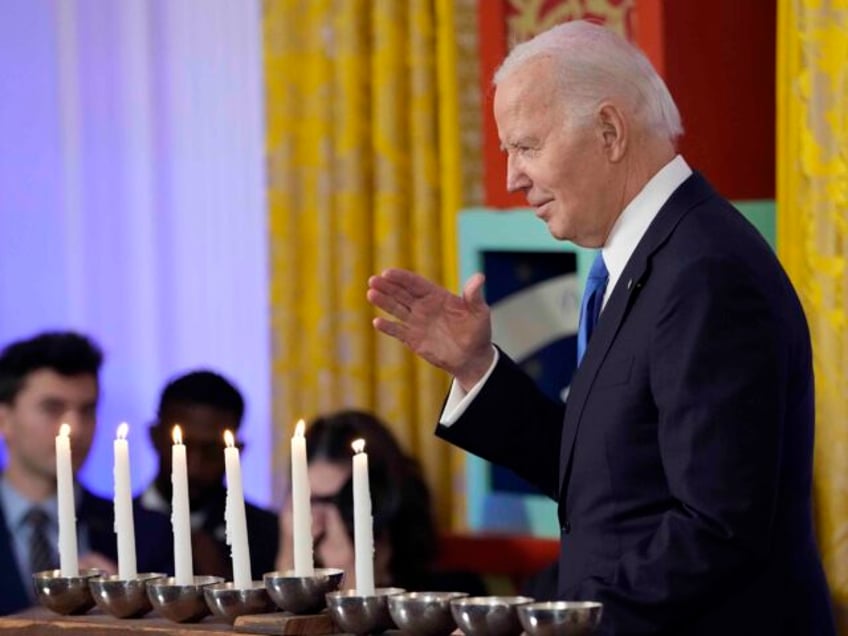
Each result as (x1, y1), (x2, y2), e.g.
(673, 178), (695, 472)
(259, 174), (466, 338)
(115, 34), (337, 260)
(777, 0), (848, 629)
(263, 0), (480, 529)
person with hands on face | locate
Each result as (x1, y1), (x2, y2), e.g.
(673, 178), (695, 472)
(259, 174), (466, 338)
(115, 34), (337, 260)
(277, 410), (485, 595)
(367, 20), (834, 636)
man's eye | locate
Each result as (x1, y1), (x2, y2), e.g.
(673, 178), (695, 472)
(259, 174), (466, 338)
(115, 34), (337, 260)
(42, 402), (66, 417)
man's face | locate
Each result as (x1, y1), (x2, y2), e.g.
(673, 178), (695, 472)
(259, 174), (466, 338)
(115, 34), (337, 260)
(155, 403), (240, 503)
(0, 370), (98, 484)
(494, 56), (620, 247)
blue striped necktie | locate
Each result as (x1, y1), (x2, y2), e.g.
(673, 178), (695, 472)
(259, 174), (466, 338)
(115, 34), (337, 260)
(26, 507), (57, 573)
(577, 252), (609, 364)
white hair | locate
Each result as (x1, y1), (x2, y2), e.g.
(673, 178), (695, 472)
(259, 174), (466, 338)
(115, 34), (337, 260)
(494, 21), (683, 142)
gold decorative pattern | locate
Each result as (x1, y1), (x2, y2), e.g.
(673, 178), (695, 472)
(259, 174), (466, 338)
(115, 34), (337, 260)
(263, 0), (479, 529)
(506, 0), (634, 46)
(777, 0), (848, 629)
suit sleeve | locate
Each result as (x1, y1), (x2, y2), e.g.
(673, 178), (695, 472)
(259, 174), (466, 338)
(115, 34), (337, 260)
(436, 349), (565, 499)
(575, 255), (793, 630)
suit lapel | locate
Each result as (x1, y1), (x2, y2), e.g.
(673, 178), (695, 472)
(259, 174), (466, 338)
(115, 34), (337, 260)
(558, 173), (715, 496)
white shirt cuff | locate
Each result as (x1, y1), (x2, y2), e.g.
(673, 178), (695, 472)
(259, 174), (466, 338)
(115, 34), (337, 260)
(439, 346), (500, 426)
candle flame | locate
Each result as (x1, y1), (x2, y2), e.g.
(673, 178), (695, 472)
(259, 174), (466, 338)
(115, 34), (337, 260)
(224, 429), (235, 448)
(294, 419), (305, 438)
(351, 438), (365, 454)
(117, 422), (129, 440)
(173, 425), (183, 445)
(59, 423), (71, 438)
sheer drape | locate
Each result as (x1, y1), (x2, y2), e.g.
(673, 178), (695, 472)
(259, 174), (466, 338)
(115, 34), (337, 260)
(0, 0), (272, 505)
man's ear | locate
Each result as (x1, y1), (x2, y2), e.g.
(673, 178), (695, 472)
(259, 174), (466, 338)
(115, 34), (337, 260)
(0, 403), (10, 438)
(597, 101), (628, 162)
(148, 420), (164, 447)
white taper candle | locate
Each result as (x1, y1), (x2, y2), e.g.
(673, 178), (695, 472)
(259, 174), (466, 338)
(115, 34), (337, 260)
(351, 439), (375, 595)
(171, 425), (193, 585)
(223, 430), (252, 588)
(113, 422), (137, 580)
(291, 419), (314, 576)
(56, 423), (79, 576)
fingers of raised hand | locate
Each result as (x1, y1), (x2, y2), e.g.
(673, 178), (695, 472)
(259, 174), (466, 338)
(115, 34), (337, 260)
(377, 268), (438, 298)
(366, 287), (412, 321)
(368, 274), (418, 305)
(372, 316), (410, 344)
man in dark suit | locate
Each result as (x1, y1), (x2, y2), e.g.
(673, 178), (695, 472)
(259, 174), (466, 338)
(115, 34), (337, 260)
(366, 20), (834, 635)
(0, 331), (172, 615)
(142, 370), (278, 581)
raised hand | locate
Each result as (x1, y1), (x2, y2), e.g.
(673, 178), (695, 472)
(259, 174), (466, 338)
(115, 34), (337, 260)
(366, 268), (495, 390)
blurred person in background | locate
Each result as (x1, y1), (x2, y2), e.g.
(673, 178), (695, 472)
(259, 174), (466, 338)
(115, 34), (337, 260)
(277, 409), (485, 595)
(143, 369), (278, 580)
(0, 331), (172, 615)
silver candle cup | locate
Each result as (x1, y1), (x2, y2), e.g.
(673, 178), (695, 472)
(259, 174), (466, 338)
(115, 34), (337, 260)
(517, 601), (603, 636)
(32, 568), (102, 615)
(450, 595), (535, 636)
(203, 580), (275, 624)
(89, 572), (166, 618)
(147, 575), (224, 623)
(325, 587), (406, 635)
(388, 591), (468, 636)
(263, 568), (345, 614)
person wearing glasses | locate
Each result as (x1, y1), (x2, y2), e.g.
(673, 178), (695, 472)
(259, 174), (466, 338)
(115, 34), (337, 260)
(276, 410), (485, 595)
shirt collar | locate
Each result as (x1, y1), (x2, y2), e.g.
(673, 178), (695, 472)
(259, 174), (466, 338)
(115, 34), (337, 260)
(0, 474), (59, 530)
(140, 484), (169, 513)
(142, 483), (207, 530)
(601, 155), (692, 306)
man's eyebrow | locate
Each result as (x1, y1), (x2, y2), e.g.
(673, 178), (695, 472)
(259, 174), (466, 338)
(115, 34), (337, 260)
(500, 137), (539, 151)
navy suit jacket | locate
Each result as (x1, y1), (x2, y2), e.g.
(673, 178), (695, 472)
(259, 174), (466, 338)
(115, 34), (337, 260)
(0, 488), (173, 615)
(438, 174), (835, 635)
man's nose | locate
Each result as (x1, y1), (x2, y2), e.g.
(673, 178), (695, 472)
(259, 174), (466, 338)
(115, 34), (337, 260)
(505, 154), (530, 193)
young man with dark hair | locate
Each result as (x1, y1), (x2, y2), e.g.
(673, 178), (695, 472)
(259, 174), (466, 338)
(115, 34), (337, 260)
(0, 331), (172, 615)
(143, 370), (278, 580)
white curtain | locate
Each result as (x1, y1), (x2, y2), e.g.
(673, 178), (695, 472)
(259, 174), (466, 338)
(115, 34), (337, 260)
(0, 0), (272, 507)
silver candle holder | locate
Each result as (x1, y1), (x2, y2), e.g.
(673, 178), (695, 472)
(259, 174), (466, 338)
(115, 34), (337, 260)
(203, 580), (275, 624)
(263, 567), (344, 614)
(146, 575), (224, 623)
(388, 591), (469, 636)
(32, 568), (102, 615)
(88, 572), (166, 618)
(517, 601), (603, 636)
(450, 595), (535, 636)
(325, 587), (406, 635)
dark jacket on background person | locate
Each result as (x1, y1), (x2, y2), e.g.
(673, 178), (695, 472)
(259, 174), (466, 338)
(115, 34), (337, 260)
(0, 487), (172, 615)
(140, 483), (278, 582)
